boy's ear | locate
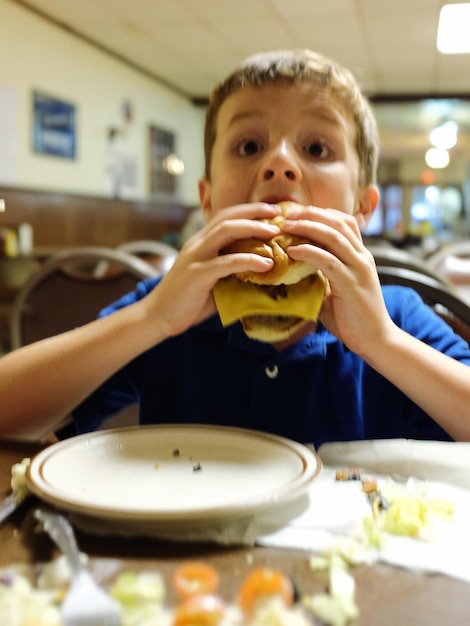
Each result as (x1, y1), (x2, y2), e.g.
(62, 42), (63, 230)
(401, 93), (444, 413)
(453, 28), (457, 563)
(355, 184), (380, 230)
(198, 177), (214, 221)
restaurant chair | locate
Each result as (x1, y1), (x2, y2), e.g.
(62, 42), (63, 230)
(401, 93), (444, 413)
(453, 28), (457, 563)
(377, 265), (470, 345)
(0, 256), (41, 354)
(427, 240), (470, 272)
(9, 246), (158, 436)
(10, 246), (158, 350)
(93, 239), (178, 277)
(117, 239), (178, 275)
(426, 241), (470, 306)
(368, 245), (452, 287)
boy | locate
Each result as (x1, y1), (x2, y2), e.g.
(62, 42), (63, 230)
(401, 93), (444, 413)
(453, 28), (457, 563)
(1, 49), (470, 445)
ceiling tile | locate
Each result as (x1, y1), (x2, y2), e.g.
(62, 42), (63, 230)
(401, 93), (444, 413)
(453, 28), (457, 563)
(16, 0), (470, 98)
(184, 0), (274, 19)
(271, 0), (354, 17)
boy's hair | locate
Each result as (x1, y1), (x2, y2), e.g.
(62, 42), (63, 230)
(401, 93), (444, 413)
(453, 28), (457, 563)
(203, 49), (379, 186)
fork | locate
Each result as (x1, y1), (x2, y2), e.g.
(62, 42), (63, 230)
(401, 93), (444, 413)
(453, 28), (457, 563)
(35, 509), (122, 626)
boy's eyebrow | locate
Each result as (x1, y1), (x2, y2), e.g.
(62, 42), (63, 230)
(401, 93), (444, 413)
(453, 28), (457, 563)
(226, 110), (263, 128)
(304, 104), (348, 128)
(226, 105), (347, 130)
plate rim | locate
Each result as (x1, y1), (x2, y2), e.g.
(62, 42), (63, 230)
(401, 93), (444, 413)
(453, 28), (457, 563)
(26, 424), (322, 523)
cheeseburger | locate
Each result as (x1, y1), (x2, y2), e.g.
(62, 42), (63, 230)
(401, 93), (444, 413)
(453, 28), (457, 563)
(213, 202), (327, 342)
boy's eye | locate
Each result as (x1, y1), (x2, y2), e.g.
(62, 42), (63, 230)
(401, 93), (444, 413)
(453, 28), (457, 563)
(237, 139), (262, 156)
(306, 141), (329, 158)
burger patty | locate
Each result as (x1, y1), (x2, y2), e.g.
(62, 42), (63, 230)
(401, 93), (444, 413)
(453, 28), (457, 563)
(252, 273), (316, 301)
(254, 283), (288, 300)
(243, 313), (301, 327)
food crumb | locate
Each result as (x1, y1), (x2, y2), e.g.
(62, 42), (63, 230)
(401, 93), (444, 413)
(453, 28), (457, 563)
(335, 467), (364, 481)
(361, 479), (378, 494)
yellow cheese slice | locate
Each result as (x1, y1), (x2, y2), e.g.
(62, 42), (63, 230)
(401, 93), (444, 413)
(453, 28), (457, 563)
(213, 272), (327, 327)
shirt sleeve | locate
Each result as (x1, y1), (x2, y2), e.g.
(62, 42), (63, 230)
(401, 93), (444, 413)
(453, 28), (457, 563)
(382, 285), (470, 363)
(378, 285), (470, 441)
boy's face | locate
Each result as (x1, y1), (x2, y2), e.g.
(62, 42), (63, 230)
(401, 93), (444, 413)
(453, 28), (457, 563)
(199, 83), (378, 227)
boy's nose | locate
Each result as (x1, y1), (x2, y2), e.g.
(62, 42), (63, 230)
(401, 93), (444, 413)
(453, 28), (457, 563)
(260, 141), (302, 182)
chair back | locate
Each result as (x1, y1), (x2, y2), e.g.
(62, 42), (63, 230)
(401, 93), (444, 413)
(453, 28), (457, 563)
(427, 240), (470, 273)
(377, 265), (470, 344)
(10, 246), (157, 350)
(117, 239), (178, 275)
(368, 245), (452, 287)
(426, 242), (470, 305)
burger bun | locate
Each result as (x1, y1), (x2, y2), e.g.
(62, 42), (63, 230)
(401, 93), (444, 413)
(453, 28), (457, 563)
(225, 201), (317, 285)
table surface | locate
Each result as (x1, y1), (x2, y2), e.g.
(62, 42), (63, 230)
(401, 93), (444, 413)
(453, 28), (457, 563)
(1, 437), (469, 625)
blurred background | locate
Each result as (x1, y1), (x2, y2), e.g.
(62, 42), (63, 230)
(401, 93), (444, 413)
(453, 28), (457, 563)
(1, 0), (470, 252)
(1, 0), (470, 278)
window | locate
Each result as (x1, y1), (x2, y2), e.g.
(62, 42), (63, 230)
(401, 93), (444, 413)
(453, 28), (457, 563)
(149, 126), (176, 196)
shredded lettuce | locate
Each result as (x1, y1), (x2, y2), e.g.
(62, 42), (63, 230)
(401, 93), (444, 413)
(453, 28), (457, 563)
(10, 457), (31, 504)
(307, 475), (456, 626)
(110, 571), (169, 626)
(306, 557), (358, 626)
(366, 480), (455, 542)
(0, 570), (61, 626)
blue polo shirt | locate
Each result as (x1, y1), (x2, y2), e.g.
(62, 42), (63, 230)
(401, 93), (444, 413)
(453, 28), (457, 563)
(71, 277), (470, 447)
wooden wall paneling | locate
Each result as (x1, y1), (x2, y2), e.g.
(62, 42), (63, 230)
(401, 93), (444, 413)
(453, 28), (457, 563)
(0, 187), (189, 249)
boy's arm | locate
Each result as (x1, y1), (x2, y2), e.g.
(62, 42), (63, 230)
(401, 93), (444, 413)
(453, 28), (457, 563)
(0, 202), (281, 438)
(284, 205), (470, 441)
(320, 270), (470, 441)
(361, 325), (470, 441)
(0, 297), (168, 438)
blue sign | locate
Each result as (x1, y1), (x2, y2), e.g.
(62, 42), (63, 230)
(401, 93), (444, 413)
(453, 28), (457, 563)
(33, 92), (76, 159)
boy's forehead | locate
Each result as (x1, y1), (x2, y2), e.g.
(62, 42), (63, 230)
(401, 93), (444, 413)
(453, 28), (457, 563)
(216, 83), (352, 132)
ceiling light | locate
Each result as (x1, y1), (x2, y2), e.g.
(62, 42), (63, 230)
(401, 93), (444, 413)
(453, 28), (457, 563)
(162, 154), (185, 176)
(429, 120), (458, 149)
(425, 148), (450, 169)
(437, 4), (470, 53)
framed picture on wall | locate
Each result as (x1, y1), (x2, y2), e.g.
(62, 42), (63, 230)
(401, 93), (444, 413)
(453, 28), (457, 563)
(32, 91), (76, 159)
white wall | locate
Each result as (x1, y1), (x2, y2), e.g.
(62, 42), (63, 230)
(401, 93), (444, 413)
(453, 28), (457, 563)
(0, 1), (205, 205)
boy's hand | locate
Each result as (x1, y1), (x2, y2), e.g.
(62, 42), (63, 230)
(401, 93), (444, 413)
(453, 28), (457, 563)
(146, 203), (282, 338)
(281, 204), (394, 355)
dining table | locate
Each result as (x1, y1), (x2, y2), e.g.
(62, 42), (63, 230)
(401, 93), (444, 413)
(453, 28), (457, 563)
(1, 436), (470, 625)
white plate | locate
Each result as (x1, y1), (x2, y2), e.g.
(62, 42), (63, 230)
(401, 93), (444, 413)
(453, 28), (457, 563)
(27, 424), (321, 526)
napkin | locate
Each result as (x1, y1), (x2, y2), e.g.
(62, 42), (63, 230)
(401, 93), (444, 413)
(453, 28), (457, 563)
(317, 438), (470, 490)
(256, 439), (470, 583)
